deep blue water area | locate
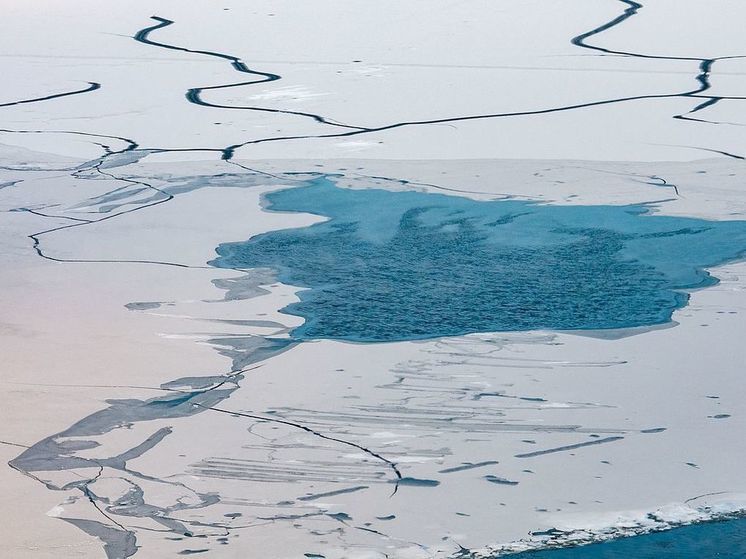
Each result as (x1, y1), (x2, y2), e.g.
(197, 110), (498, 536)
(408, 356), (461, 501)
(211, 176), (746, 342)
(507, 517), (746, 558)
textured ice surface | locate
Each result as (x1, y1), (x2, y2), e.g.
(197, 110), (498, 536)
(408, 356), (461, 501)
(212, 176), (746, 341)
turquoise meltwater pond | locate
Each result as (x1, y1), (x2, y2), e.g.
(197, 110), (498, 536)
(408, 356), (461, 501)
(507, 517), (746, 558)
(211, 176), (746, 342)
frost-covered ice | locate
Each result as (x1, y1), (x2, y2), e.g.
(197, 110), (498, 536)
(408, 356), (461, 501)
(2, 1), (746, 558)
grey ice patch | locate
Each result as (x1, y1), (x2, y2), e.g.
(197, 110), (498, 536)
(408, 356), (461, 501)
(439, 461), (500, 474)
(62, 518), (137, 559)
(297, 485), (369, 501)
(515, 436), (625, 458)
(98, 192), (167, 214)
(473, 392), (547, 403)
(105, 482), (212, 536)
(78, 186), (149, 207)
(159, 172), (286, 196)
(208, 335), (295, 370)
(12, 339), (293, 475)
(161, 375), (240, 391)
(10, 386), (239, 474)
(101, 427), (172, 470)
(393, 477), (440, 487)
(210, 270), (277, 302)
(124, 301), (162, 311)
(484, 475), (519, 486)
(0, 179), (21, 189)
(97, 149), (156, 170)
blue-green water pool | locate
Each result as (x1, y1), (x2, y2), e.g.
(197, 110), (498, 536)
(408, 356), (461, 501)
(211, 176), (746, 342)
(507, 517), (746, 558)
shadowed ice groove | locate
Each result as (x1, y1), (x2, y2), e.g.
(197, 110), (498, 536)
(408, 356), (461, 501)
(211, 176), (746, 342)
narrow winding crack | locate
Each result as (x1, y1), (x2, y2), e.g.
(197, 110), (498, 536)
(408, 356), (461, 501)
(212, 0), (746, 159)
(133, 16), (364, 130)
(0, 82), (101, 108)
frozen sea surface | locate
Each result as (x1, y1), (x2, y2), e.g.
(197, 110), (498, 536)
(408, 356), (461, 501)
(213, 176), (746, 341)
(4, 0), (746, 556)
